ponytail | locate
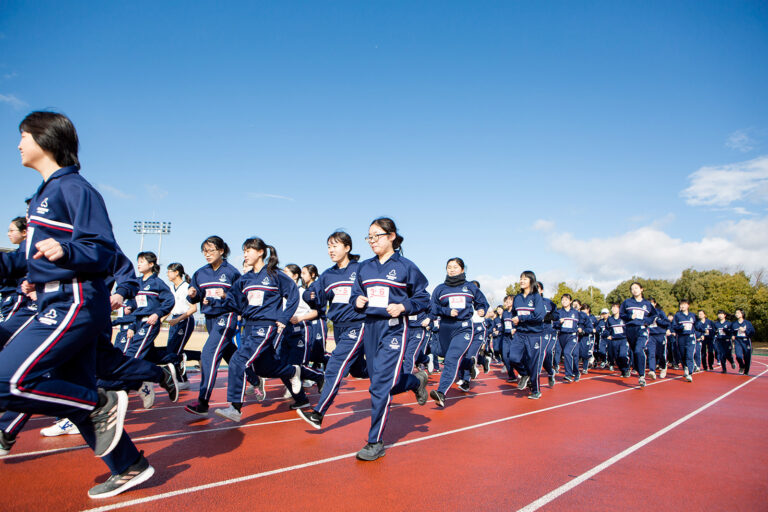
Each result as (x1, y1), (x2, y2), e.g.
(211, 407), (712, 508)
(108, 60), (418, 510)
(138, 251), (160, 274)
(167, 262), (190, 283)
(371, 217), (404, 253)
(327, 230), (360, 261)
(265, 245), (279, 275)
(242, 237), (280, 276)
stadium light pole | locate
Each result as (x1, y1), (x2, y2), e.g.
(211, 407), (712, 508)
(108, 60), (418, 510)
(133, 221), (172, 264)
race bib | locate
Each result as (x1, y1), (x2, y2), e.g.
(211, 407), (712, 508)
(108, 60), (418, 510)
(44, 281), (60, 293)
(504, 320), (512, 330)
(247, 290), (264, 307)
(684, 324), (692, 331)
(519, 310), (530, 316)
(367, 286), (389, 308)
(136, 295), (148, 308)
(614, 326), (624, 335)
(632, 310), (645, 320)
(718, 328), (724, 336)
(205, 288), (223, 299)
(332, 285), (351, 304)
(117, 307), (124, 318)
(563, 319), (574, 329)
(448, 296), (466, 309)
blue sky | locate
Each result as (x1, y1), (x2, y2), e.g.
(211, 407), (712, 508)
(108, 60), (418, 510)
(1, 1), (767, 304)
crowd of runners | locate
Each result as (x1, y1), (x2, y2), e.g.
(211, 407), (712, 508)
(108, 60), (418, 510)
(0, 112), (758, 500)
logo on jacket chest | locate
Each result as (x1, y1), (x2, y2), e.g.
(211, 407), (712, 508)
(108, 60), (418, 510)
(219, 274), (228, 283)
(349, 272), (357, 282)
(386, 269), (397, 280)
(36, 197), (50, 215)
(261, 277), (270, 285)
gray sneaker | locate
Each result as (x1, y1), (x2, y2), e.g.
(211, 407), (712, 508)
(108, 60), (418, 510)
(138, 382), (155, 409)
(517, 375), (530, 390)
(356, 441), (385, 461)
(88, 451), (154, 499)
(90, 389), (128, 458)
(413, 371), (429, 405)
(214, 404), (242, 422)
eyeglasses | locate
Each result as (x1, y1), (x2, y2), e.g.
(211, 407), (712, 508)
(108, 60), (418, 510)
(202, 248), (221, 255)
(364, 232), (388, 243)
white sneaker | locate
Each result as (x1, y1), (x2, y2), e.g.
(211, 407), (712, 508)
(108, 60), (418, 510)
(180, 353), (188, 378)
(40, 418), (80, 437)
(302, 380), (313, 388)
(290, 366), (302, 394)
(684, 367), (690, 376)
(138, 382), (155, 409)
(660, 368), (667, 378)
(214, 404), (242, 422)
(427, 354), (435, 373)
(283, 387), (293, 399)
(648, 371), (656, 380)
(177, 380), (191, 391)
(685, 374), (693, 382)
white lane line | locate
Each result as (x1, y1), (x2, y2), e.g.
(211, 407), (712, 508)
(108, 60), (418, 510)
(517, 362), (768, 512)
(80, 375), (684, 512)
(4, 373), (608, 460)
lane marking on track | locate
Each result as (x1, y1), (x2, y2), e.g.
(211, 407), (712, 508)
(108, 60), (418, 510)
(3, 373), (610, 460)
(516, 361), (768, 512)
(80, 373), (689, 511)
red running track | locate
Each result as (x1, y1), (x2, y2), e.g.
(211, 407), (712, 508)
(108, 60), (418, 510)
(2, 357), (767, 511)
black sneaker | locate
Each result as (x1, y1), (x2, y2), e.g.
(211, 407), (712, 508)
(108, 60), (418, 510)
(290, 397), (311, 410)
(469, 357), (478, 380)
(356, 441), (386, 461)
(482, 356), (491, 374)
(622, 370), (631, 378)
(297, 408), (323, 429)
(315, 374), (325, 394)
(457, 380), (470, 393)
(184, 402), (209, 416)
(88, 451), (154, 499)
(413, 371), (429, 405)
(430, 389), (445, 408)
(574, 372), (580, 382)
(90, 389), (128, 457)
(0, 431), (16, 456)
(160, 364), (179, 403)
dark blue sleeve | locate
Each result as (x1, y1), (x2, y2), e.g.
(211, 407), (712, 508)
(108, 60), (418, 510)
(619, 300), (631, 322)
(58, 182), (116, 273)
(517, 294), (545, 324)
(112, 244), (139, 300)
(221, 279), (245, 315)
(188, 270), (202, 305)
(401, 262), (430, 315)
(472, 285), (490, 314)
(0, 249), (27, 279)
(156, 280), (175, 317)
(278, 272), (299, 325)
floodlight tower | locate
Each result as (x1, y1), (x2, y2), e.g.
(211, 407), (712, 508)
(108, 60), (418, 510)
(133, 220), (172, 264)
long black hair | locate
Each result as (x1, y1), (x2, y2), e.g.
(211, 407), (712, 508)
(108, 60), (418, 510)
(19, 111), (80, 168)
(201, 235), (230, 259)
(327, 230), (360, 262)
(11, 216), (26, 232)
(137, 251), (160, 274)
(242, 237), (279, 275)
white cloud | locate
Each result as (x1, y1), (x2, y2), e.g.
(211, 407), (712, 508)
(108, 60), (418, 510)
(681, 155), (768, 208)
(548, 219), (768, 284)
(726, 130), (756, 152)
(0, 93), (27, 110)
(98, 183), (134, 199)
(532, 219), (555, 231)
(248, 192), (295, 201)
(145, 185), (168, 200)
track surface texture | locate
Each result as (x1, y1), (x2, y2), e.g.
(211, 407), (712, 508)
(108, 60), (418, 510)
(2, 356), (767, 511)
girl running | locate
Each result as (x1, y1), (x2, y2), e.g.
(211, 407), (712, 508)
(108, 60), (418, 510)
(713, 310), (734, 372)
(619, 282), (657, 387)
(349, 217), (429, 461)
(508, 271), (546, 399)
(555, 294), (581, 383)
(670, 299), (697, 382)
(428, 258), (489, 405)
(184, 236), (242, 416)
(297, 231), (367, 429)
(161, 263), (197, 389)
(213, 237), (322, 422)
(0, 111), (150, 497)
(731, 308), (755, 375)
(605, 303), (630, 377)
(1, 217), (29, 323)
